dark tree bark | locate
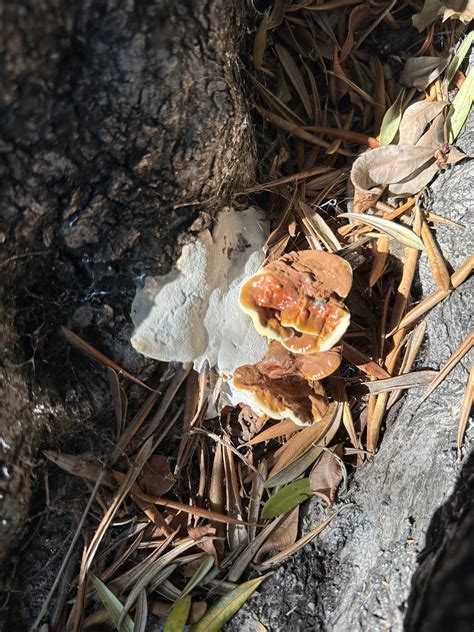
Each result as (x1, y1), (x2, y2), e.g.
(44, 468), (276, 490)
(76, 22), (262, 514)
(0, 0), (255, 610)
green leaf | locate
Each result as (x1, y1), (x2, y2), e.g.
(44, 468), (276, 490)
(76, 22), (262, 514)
(164, 595), (192, 632)
(180, 555), (215, 600)
(89, 574), (134, 632)
(190, 576), (269, 632)
(445, 31), (474, 86)
(118, 538), (197, 627)
(261, 478), (312, 520)
(447, 68), (474, 143)
(379, 89), (405, 145)
(339, 213), (425, 250)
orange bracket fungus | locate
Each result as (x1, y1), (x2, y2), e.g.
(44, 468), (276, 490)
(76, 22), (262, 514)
(232, 341), (341, 426)
(239, 251), (352, 353)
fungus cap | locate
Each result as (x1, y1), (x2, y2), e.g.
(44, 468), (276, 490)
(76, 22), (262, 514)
(239, 251), (352, 354)
(232, 341), (338, 426)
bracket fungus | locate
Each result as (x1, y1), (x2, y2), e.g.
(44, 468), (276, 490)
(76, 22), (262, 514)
(239, 251), (353, 353)
(232, 341), (341, 426)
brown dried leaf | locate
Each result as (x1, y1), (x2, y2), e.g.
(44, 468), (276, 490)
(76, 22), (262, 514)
(189, 602), (208, 624)
(253, 12), (271, 70)
(342, 342), (391, 380)
(248, 418), (299, 446)
(330, 46), (348, 105)
(351, 145), (433, 195)
(257, 506), (348, 568)
(61, 326), (152, 391)
(350, 370), (439, 395)
(309, 445), (344, 507)
(419, 332), (474, 404)
(254, 507), (299, 563)
(268, 402), (338, 477)
(275, 44), (312, 119)
(369, 236), (389, 287)
(139, 455), (176, 497)
(421, 219), (451, 291)
(387, 161), (439, 197)
(237, 405), (268, 443)
(188, 525), (219, 563)
(416, 112), (445, 147)
(372, 145), (434, 184)
(114, 471), (254, 526)
(412, 0), (444, 31)
(399, 56), (449, 89)
(340, 4), (377, 62)
(44, 450), (115, 487)
(398, 100), (448, 146)
(388, 145), (465, 197)
(458, 363), (474, 451)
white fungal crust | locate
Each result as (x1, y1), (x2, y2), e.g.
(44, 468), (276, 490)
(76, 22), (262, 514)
(131, 207), (269, 375)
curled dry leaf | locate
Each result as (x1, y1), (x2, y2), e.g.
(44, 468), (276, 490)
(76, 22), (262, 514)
(440, 0), (474, 23)
(412, 0), (444, 31)
(388, 146), (465, 197)
(387, 161), (440, 197)
(139, 455), (176, 497)
(239, 250), (352, 354)
(356, 145), (434, 187)
(398, 100), (448, 146)
(309, 445), (345, 507)
(237, 404), (268, 443)
(233, 342), (331, 426)
(351, 143), (465, 199)
(399, 56), (449, 89)
(339, 213), (425, 250)
(416, 112), (445, 147)
(340, 3), (379, 61)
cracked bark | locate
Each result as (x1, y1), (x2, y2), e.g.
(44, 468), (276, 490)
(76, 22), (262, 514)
(0, 1), (255, 620)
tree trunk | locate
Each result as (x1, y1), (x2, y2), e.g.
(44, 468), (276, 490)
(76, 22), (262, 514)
(0, 0), (254, 621)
